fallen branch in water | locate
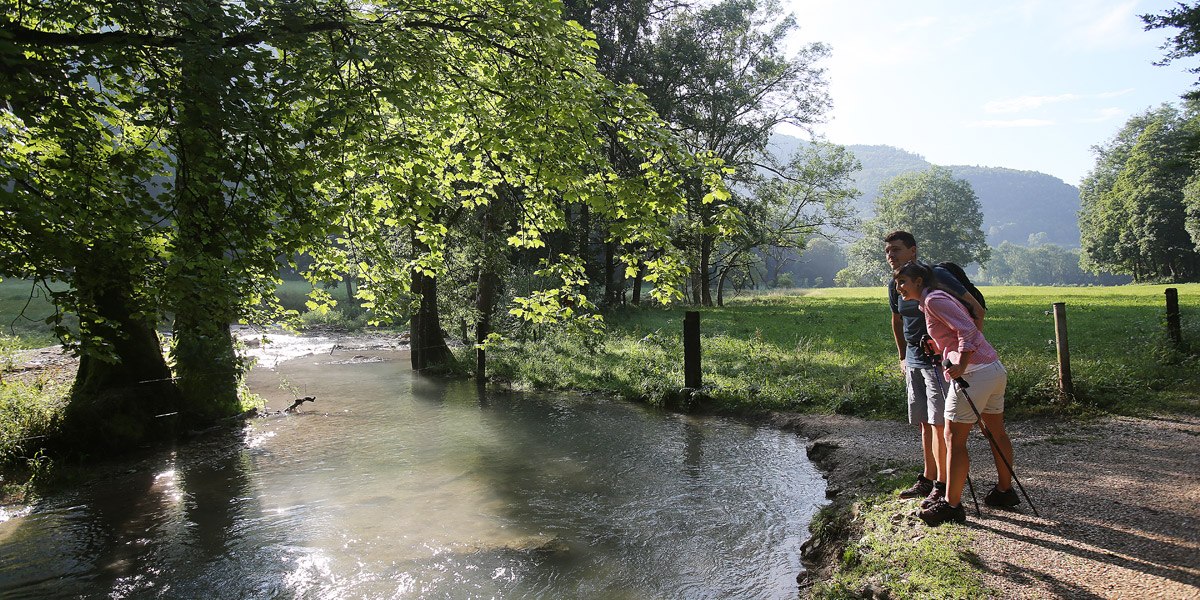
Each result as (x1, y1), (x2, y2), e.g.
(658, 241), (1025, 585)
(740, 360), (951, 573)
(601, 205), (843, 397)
(285, 396), (317, 413)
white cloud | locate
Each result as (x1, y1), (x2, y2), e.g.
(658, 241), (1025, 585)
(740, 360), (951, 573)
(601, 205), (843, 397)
(1076, 107), (1126, 123)
(982, 88), (1136, 113)
(968, 119), (1056, 128)
(1096, 88), (1136, 99)
(984, 94), (1080, 113)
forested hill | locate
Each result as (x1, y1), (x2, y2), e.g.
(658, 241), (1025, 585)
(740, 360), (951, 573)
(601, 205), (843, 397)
(769, 137), (1082, 246)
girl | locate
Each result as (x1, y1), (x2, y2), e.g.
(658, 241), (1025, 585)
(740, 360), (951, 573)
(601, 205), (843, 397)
(893, 261), (1019, 526)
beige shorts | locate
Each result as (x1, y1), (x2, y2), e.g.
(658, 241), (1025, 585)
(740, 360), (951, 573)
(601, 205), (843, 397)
(945, 361), (1007, 424)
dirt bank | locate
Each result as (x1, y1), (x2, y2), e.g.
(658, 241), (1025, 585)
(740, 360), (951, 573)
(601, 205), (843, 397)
(770, 412), (1200, 599)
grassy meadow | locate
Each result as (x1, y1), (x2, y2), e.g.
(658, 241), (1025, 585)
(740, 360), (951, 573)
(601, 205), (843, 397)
(0, 279), (65, 348)
(3, 277), (1197, 420)
(487, 284), (1200, 418)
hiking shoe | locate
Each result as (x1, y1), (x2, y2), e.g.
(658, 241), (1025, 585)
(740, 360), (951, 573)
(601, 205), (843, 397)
(899, 475), (934, 499)
(983, 485), (1020, 508)
(920, 482), (946, 509)
(919, 500), (966, 526)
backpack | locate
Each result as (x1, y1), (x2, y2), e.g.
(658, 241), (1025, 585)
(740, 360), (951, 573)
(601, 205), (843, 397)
(936, 261), (986, 312)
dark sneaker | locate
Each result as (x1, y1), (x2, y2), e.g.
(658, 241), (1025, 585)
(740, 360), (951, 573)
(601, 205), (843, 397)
(983, 485), (1020, 508)
(920, 483), (946, 509)
(899, 475), (934, 499)
(919, 500), (966, 526)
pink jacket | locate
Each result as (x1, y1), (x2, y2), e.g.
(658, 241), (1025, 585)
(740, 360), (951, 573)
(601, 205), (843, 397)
(919, 289), (998, 368)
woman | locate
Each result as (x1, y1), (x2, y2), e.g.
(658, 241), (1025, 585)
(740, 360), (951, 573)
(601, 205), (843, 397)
(893, 261), (1019, 526)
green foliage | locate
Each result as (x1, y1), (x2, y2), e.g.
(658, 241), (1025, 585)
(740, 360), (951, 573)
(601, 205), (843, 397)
(980, 241), (1130, 286)
(488, 285), (1200, 418)
(0, 374), (68, 466)
(632, 0), (839, 305)
(275, 280), (370, 331)
(4, 0), (726, 428)
(1080, 104), (1200, 281)
(1143, 2), (1200, 100)
(838, 167), (990, 286)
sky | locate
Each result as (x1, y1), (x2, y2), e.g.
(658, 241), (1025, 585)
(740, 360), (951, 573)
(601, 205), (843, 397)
(778, 0), (1199, 186)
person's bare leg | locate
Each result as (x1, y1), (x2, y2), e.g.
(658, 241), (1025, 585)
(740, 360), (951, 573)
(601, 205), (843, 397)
(921, 422), (937, 481)
(980, 413), (1013, 490)
(933, 422), (947, 483)
(945, 421), (973, 506)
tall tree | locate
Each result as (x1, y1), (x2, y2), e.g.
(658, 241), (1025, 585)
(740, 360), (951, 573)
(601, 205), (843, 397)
(712, 142), (859, 304)
(1144, 2), (1200, 255)
(561, 0), (682, 306)
(1079, 105), (1200, 280)
(641, 0), (832, 305)
(837, 167), (989, 286)
(1, 2), (189, 445)
(2, 0), (714, 446)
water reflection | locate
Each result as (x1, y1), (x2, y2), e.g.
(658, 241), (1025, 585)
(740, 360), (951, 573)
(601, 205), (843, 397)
(0, 426), (263, 599)
(0, 352), (825, 599)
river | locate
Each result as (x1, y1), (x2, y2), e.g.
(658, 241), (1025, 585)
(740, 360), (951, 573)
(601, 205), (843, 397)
(0, 340), (826, 599)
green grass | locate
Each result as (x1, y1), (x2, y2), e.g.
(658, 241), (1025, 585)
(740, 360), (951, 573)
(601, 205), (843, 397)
(275, 279), (374, 330)
(0, 279), (64, 348)
(0, 334), (69, 497)
(487, 284), (1200, 418)
(807, 467), (994, 599)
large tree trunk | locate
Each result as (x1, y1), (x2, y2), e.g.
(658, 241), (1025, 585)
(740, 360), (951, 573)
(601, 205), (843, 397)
(170, 43), (243, 424)
(64, 273), (182, 450)
(474, 205), (502, 380)
(410, 269), (452, 372)
(474, 267), (500, 380)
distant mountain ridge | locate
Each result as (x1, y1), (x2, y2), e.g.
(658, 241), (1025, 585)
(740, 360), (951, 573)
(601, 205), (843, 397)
(769, 136), (1082, 247)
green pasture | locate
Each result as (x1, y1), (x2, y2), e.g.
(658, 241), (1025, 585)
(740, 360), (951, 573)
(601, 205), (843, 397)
(0, 279), (64, 348)
(0, 278), (367, 346)
(2, 280), (1198, 425)
(274, 278), (372, 329)
(487, 284), (1200, 418)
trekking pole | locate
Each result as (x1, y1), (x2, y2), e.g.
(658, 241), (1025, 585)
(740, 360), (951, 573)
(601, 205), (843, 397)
(965, 465), (980, 516)
(942, 359), (1040, 517)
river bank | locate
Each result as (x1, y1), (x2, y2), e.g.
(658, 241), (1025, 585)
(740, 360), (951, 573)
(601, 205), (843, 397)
(771, 411), (1200, 599)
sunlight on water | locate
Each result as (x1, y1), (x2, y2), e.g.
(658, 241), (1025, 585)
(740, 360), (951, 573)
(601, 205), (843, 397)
(0, 348), (826, 599)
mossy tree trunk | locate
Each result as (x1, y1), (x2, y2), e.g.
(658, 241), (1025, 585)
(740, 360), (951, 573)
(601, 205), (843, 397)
(64, 270), (181, 450)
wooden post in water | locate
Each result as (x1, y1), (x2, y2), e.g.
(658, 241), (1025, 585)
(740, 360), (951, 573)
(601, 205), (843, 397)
(1052, 302), (1074, 401)
(1166, 288), (1182, 347)
(684, 311), (702, 389)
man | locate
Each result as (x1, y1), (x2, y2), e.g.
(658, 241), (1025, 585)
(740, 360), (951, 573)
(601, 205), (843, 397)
(884, 230), (985, 505)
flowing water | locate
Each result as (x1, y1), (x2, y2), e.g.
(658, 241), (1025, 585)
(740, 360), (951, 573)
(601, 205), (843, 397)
(0, 344), (826, 599)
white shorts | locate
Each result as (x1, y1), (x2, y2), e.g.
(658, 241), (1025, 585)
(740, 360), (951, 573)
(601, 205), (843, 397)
(945, 361), (1007, 424)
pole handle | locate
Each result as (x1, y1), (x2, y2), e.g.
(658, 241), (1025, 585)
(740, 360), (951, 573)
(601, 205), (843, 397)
(942, 358), (970, 388)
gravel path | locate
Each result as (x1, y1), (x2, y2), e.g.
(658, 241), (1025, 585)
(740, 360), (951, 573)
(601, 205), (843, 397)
(771, 413), (1200, 599)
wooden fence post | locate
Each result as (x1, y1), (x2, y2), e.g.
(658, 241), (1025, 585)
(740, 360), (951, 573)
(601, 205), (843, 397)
(1166, 288), (1182, 347)
(1052, 302), (1074, 401)
(684, 311), (702, 389)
